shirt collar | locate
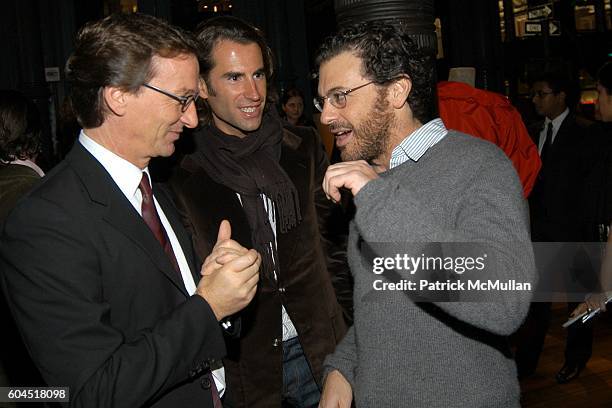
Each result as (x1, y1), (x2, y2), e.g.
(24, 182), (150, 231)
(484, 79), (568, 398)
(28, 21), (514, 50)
(5, 158), (45, 177)
(78, 130), (147, 200)
(545, 107), (569, 133)
(390, 118), (448, 169)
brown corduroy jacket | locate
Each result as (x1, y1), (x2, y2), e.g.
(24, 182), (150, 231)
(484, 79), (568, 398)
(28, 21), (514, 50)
(168, 123), (352, 407)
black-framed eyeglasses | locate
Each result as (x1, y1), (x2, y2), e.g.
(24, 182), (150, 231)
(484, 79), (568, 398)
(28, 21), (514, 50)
(313, 81), (375, 112)
(142, 83), (199, 112)
(531, 90), (555, 98)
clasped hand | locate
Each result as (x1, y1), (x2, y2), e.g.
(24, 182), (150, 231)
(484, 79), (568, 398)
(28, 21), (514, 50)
(197, 220), (261, 320)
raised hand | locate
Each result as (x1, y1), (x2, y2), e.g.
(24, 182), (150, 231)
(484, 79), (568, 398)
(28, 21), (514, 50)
(322, 160), (382, 203)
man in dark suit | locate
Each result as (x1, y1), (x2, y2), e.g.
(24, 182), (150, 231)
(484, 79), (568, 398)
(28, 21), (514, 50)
(528, 73), (585, 242)
(0, 13), (260, 407)
(515, 72), (590, 383)
(169, 16), (351, 408)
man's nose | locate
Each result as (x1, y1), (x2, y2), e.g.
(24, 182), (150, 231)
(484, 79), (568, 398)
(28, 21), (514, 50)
(319, 100), (337, 125)
(180, 102), (199, 128)
(244, 79), (261, 101)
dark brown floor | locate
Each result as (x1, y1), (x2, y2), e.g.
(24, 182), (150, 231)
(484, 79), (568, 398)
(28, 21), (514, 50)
(520, 303), (612, 407)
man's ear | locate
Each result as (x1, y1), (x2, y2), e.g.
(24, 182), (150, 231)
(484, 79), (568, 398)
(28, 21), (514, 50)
(388, 75), (412, 109)
(558, 90), (567, 104)
(103, 86), (128, 117)
(199, 78), (210, 99)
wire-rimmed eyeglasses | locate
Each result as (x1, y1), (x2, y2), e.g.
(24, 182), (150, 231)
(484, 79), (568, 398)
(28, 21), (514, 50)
(531, 90), (555, 99)
(313, 81), (375, 112)
(142, 83), (199, 112)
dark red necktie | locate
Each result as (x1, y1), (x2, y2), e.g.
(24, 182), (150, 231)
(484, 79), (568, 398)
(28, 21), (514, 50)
(138, 172), (180, 274)
(209, 373), (223, 408)
(139, 173), (223, 407)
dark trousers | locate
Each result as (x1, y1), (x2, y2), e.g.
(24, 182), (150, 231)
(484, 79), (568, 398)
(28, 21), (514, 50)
(514, 302), (593, 377)
(564, 302), (593, 367)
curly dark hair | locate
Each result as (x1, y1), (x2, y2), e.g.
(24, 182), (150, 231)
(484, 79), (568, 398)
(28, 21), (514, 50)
(315, 20), (436, 124)
(65, 13), (198, 129)
(0, 90), (42, 162)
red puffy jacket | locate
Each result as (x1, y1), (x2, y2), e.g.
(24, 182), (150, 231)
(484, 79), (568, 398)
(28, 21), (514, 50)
(438, 81), (541, 197)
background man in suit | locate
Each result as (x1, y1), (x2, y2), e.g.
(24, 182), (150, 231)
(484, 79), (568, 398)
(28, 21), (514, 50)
(316, 21), (533, 407)
(528, 72), (585, 242)
(514, 72), (590, 383)
(0, 13), (260, 407)
(169, 16), (351, 408)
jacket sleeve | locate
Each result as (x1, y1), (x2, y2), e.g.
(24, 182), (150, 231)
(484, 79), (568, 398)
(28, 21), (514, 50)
(310, 128), (354, 324)
(0, 197), (225, 408)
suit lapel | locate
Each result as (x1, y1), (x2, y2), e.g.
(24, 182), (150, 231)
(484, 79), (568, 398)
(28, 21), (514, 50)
(155, 185), (199, 287)
(66, 143), (189, 296)
(553, 114), (572, 147)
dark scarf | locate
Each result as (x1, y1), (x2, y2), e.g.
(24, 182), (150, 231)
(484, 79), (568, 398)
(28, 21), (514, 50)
(191, 112), (302, 279)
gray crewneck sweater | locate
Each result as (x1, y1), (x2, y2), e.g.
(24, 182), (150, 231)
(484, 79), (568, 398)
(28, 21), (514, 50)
(324, 131), (535, 407)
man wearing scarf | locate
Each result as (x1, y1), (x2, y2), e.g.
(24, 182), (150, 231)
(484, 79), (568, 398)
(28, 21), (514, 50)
(168, 16), (351, 408)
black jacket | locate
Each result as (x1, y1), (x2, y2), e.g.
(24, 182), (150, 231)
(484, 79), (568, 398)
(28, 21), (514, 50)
(0, 142), (225, 407)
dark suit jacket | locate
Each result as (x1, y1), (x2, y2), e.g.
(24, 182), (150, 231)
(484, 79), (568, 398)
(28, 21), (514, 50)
(168, 123), (351, 407)
(0, 142), (225, 408)
(528, 113), (586, 241)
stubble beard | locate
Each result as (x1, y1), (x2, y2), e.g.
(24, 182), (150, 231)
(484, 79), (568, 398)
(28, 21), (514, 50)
(340, 90), (395, 163)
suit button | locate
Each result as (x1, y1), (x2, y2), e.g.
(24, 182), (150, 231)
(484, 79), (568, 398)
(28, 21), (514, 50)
(200, 376), (211, 390)
(273, 338), (281, 347)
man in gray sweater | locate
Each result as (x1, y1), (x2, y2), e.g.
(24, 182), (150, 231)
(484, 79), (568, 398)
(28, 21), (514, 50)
(314, 21), (535, 407)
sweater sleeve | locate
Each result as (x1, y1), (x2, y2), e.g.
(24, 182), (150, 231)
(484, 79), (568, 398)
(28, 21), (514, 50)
(353, 148), (535, 336)
(321, 325), (357, 388)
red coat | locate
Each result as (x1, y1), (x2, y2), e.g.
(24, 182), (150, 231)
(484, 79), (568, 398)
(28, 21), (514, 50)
(438, 81), (541, 197)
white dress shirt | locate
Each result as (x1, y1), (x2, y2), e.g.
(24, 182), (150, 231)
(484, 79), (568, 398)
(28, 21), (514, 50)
(538, 107), (569, 154)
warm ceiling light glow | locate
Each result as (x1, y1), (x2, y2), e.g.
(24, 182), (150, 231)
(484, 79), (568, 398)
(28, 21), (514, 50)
(214, 5), (218, 12)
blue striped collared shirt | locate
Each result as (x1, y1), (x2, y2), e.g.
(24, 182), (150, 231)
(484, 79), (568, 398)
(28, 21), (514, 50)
(389, 118), (448, 169)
